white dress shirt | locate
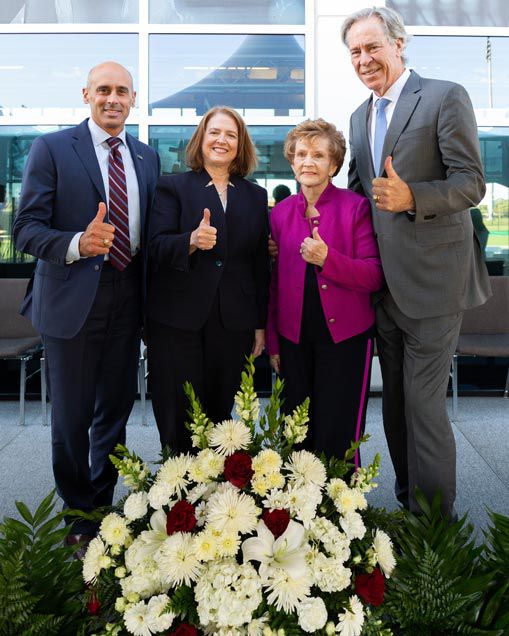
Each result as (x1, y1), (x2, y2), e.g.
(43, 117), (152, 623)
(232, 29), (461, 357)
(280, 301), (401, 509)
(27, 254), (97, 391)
(66, 118), (141, 262)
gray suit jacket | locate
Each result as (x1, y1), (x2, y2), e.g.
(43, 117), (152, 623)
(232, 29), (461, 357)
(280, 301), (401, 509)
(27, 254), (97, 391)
(348, 70), (491, 319)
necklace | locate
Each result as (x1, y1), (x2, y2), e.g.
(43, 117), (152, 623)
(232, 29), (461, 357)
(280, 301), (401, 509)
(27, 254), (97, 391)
(215, 184), (229, 196)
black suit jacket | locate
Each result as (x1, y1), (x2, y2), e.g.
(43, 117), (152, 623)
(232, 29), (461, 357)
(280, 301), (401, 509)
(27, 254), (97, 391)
(147, 169), (269, 331)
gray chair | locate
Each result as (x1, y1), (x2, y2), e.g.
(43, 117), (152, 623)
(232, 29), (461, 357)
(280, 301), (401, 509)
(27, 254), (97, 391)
(452, 276), (509, 418)
(0, 278), (45, 426)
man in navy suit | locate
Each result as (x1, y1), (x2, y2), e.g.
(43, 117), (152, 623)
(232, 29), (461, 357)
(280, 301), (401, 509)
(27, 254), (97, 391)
(13, 61), (160, 551)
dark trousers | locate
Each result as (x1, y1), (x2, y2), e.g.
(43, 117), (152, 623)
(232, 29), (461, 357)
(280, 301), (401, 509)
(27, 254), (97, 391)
(43, 259), (142, 534)
(279, 329), (374, 464)
(147, 295), (254, 453)
(375, 293), (462, 517)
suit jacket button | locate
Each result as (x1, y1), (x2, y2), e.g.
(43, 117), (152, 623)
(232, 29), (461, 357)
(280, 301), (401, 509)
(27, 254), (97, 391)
(215, 260), (223, 267)
(321, 284), (328, 290)
(328, 317), (335, 324)
(313, 219), (319, 225)
(94, 265), (100, 271)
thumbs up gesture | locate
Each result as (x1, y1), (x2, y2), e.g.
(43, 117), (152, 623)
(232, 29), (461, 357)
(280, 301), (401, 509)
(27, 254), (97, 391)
(300, 226), (328, 267)
(190, 208), (217, 252)
(79, 202), (116, 257)
(371, 156), (416, 213)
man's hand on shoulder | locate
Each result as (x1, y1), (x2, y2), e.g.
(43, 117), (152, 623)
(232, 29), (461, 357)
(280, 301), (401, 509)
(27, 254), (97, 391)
(372, 156), (416, 213)
(79, 202), (116, 257)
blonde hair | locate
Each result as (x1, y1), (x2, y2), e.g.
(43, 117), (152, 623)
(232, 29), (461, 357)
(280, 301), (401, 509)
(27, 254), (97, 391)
(284, 118), (346, 177)
(186, 106), (258, 177)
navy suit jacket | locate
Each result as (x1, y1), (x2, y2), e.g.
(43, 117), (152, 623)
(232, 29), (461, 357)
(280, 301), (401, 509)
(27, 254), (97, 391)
(146, 169), (269, 331)
(13, 119), (160, 339)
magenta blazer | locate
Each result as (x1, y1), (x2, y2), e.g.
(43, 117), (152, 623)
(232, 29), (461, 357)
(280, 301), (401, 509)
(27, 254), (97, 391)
(266, 183), (384, 355)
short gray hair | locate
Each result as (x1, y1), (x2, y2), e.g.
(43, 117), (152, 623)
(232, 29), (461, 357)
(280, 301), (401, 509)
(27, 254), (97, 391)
(340, 6), (411, 64)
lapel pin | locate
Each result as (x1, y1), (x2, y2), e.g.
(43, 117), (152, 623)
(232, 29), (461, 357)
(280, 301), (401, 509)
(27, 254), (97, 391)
(137, 154), (143, 160)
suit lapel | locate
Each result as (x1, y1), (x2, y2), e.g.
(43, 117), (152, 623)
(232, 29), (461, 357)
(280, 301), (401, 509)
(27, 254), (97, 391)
(126, 135), (147, 226)
(382, 72), (422, 175)
(72, 120), (106, 202)
(355, 98), (376, 181)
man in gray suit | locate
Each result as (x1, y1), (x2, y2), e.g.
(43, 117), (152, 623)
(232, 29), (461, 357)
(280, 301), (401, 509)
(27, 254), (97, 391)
(341, 6), (491, 517)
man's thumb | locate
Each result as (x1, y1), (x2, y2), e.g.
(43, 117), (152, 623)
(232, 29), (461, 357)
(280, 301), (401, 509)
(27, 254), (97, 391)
(312, 227), (322, 241)
(96, 202), (107, 221)
(385, 156), (397, 178)
(202, 208), (211, 225)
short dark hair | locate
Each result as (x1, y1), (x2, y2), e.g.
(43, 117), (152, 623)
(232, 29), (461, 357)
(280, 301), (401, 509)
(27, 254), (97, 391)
(186, 106), (258, 177)
(284, 119), (346, 177)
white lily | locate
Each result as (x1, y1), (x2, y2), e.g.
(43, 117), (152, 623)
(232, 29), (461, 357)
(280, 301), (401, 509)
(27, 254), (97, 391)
(136, 509), (168, 558)
(242, 519), (308, 580)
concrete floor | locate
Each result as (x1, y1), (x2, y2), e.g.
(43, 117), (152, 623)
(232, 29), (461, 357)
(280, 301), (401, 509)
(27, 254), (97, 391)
(0, 396), (507, 534)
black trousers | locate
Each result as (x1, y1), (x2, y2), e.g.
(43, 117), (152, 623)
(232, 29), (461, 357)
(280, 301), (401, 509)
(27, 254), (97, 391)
(147, 295), (253, 453)
(279, 328), (374, 464)
(43, 258), (141, 534)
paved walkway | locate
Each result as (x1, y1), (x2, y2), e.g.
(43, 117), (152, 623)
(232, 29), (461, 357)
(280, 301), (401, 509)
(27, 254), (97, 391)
(0, 397), (507, 533)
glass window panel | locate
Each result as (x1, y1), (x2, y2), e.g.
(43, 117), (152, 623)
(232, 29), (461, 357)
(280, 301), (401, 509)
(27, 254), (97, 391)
(0, 34), (138, 118)
(478, 128), (509, 274)
(149, 34), (305, 117)
(0, 125), (137, 266)
(387, 0), (509, 27)
(407, 36), (509, 110)
(0, 0), (138, 23)
(150, 0), (304, 24)
(149, 125), (296, 205)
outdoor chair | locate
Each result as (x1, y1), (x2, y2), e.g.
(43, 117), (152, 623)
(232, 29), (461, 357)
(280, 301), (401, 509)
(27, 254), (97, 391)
(451, 276), (509, 418)
(0, 278), (45, 425)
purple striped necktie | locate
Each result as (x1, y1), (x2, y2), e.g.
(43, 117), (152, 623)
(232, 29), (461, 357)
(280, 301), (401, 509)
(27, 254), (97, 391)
(106, 136), (131, 270)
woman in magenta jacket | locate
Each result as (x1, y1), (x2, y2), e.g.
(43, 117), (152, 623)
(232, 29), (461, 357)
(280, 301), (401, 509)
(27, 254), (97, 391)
(267, 119), (383, 464)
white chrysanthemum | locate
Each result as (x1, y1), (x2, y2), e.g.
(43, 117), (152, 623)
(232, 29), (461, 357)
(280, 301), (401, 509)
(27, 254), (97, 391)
(195, 501), (208, 527)
(195, 559), (262, 628)
(284, 451), (326, 489)
(100, 512), (131, 547)
(373, 529), (396, 576)
(146, 594), (175, 632)
(124, 491), (149, 521)
(331, 488), (360, 515)
(310, 552), (352, 593)
(82, 536), (111, 583)
(286, 483), (322, 527)
(207, 419), (252, 456)
(246, 614), (269, 636)
(264, 567), (311, 612)
(266, 472), (285, 490)
(217, 530), (241, 558)
(327, 478), (349, 500)
(157, 532), (203, 587)
(340, 511), (366, 541)
(335, 595), (364, 636)
(262, 489), (289, 511)
(297, 597), (328, 633)
(124, 600), (151, 636)
(252, 449), (282, 475)
(206, 487), (259, 534)
(156, 454), (192, 498)
(251, 475), (270, 497)
(194, 529), (218, 561)
(147, 480), (173, 510)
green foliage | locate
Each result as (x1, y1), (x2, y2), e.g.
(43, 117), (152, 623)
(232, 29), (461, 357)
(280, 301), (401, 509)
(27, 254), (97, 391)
(168, 585), (199, 626)
(385, 490), (503, 636)
(0, 491), (89, 635)
(476, 512), (509, 634)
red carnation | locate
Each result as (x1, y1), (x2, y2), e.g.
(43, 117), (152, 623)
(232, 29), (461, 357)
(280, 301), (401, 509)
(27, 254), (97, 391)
(166, 500), (197, 535)
(355, 567), (385, 606)
(87, 591), (101, 616)
(224, 451), (254, 488)
(167, 624), (198, 636)
(262, 508), (290, 538)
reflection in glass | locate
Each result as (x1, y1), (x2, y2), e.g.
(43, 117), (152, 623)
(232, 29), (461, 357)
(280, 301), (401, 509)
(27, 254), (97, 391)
(149, 34), (305, 117)
(478, 128), (509, 274)
(0, 125), (138, 265)
(0, 34), (138, 117)
(407, 36), (509, 110)
(149, 125), (296, 206)
(0, 0), (138, 23)
(388, 0), (509, 27)
(150, 0), (304, 24)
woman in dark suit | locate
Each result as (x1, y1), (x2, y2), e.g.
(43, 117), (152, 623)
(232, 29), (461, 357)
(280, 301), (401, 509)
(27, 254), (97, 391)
(267, 119), (383, 464)
(147, 106), (269, 452)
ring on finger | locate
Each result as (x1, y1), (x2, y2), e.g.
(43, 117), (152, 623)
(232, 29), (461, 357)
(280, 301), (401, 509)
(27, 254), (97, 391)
(300, 246), (304, 254)
(373, 194), (380, 203)
(103, 238), (110, 247)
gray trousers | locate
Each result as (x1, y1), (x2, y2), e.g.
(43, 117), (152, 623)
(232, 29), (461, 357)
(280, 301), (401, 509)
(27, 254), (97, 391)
(375, 293), (462, 517)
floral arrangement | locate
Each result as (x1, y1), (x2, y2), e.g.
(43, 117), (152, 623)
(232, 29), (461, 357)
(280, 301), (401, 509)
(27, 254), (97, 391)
(83, 359), (395, 636)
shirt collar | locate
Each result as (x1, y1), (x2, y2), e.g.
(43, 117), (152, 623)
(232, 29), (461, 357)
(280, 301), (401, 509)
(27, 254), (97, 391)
(371, 67), (411, 107)
(206, 179), (235, 188)
(88, 117), (127, 148)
